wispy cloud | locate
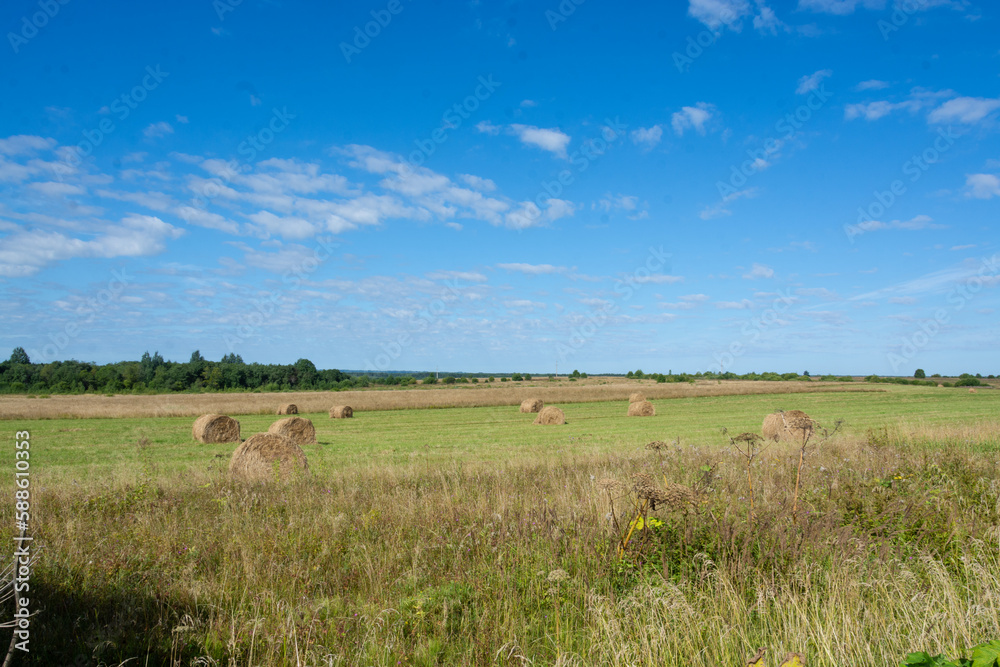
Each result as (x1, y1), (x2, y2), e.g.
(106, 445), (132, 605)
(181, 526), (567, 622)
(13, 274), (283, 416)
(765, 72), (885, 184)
(672, 103), (716, 136)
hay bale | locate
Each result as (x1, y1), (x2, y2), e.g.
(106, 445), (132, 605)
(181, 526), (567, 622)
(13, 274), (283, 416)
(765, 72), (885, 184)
(627, 401), (655, 417)
(520, 398), (544, 413)
(192, 414), (240, 443)
(629, 392), (645, 403)
(533, 406), (565, 425)
(276, 403), (298, 415)
(229, 433), (308, 482)
(762, 410), (813, 441)
(268, 416), (316, 445)
(969, 388), (978, 394)
(329, 405), (353, 419)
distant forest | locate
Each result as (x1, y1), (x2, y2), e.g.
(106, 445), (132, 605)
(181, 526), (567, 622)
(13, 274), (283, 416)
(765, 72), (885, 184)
(0, 348), (989, 394)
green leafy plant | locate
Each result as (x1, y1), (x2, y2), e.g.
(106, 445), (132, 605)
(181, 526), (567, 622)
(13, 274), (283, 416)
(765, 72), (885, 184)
(902, 640), (1000, 667)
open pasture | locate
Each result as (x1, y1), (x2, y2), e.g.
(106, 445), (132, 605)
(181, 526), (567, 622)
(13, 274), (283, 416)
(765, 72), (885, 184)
(2, 384), (999, 665)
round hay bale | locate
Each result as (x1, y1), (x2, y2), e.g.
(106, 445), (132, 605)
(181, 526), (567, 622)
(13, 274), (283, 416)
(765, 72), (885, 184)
(329, 405), (353, 419)
(937, 384), (944, 388)
(969, 388), (978, 394)
(268, 416), (316, 445)
(192, 414), (240, 443)
(229, 433), (309, 482)
(533, 406), (565, 425)
(761, 410), (813, 441)
(629, 392), (645, 403)
(276, 403), (298, 415)
(520, 398), (544, 413)
(627, 401), (655, 417)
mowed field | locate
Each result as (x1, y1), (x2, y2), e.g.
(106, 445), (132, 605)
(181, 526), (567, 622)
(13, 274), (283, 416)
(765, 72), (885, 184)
(2, 383), (999, 665)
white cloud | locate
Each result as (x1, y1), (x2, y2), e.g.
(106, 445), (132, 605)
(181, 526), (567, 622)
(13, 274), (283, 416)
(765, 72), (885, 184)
(0, 135), (56, 155)
(797, 0), (886, 15)
(633, 274), (684, 284)
(928, 97), (1000, 124)
(426, 270), (488, 282)
(0, 215), (183, 277)
(475, 120), (502, 135)
(508, 124), (571, 158)
(671, 103), (715, 136)
(458, 173), (496, 192)
(143, 122), (174, 140)
(743, 263), (775, 279)
(520, 99), (537, 108)
(796, 69), (832, 95)
(855, 79), (889, 91)
(630, 125), (663, 149)
(246, 210), (317, 239)
(965, 173), (1000, 199)
(700, 187), (757, 220)
(844, 101), (898, 121)
(504, 299), (547, 310)
(27, 181), (85, 197)
(715, 299), (754, 309)
(951, 244), (976, 251)
(175, 206), (240, 234)
(688, 0), (750, 31)
(497, 263), (566, 275)
(175, 115), (190, 124)
(853, 214), (947, 233)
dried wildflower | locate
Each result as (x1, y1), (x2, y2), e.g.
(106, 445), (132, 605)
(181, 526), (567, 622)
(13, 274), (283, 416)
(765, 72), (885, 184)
(733, 432), (763, 444)
(645, 440), (668, 451)
(597, 477), (624, 493)
(631, 472), (655, 491)
(546, 568), (570, 583)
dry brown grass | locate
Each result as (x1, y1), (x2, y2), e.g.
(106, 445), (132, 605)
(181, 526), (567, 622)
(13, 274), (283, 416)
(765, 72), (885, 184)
(629, 392), (645, 403)
(0, 381), (883, 419)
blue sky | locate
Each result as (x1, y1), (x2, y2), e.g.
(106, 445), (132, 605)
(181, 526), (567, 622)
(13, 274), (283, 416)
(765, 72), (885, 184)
(0, 0), (997, 375)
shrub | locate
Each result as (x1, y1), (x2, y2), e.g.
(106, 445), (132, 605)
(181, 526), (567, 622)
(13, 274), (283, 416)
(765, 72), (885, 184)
(914, 368), (926, 378)
(442, 376), (456, 385)
(511, 373), (523, 382)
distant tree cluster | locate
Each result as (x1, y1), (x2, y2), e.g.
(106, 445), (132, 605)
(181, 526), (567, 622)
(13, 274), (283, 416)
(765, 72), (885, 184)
(0, 347), (356, 394)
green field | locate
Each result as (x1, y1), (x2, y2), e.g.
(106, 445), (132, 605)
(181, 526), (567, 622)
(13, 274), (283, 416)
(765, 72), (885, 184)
(17, 385), (1000, 481)
(3, 385), (999, 666)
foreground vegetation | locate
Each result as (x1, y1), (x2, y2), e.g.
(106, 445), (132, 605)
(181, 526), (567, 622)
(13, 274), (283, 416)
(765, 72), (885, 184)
(3, 386), (999, 665)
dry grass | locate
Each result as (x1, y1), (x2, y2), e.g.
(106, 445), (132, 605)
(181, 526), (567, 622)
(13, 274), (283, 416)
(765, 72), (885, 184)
(21, 423), (1000, 665)
(0, 380), (884, 419)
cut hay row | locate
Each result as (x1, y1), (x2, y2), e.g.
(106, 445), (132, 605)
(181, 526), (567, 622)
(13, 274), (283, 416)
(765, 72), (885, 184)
(192, 414), (240, 443)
